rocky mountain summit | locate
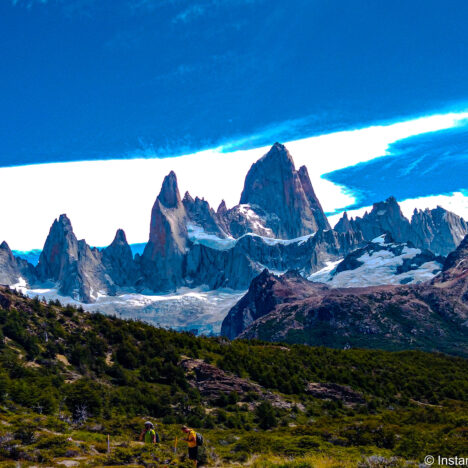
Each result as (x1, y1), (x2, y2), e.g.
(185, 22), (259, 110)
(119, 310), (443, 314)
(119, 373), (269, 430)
(221, 234), (468, 356)
(36, 214), (118, 301)
(335, 197), (468, 256)
(411, 206), (468, 256)
(140, 171), (189, 291)
(238, 142), (330, 237)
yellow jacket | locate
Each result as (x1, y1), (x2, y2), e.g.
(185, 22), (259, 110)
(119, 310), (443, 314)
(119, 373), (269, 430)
(187, 429), (197, 448)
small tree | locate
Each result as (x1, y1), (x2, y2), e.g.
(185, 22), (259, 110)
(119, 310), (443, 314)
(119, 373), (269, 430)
(255, 400), (277, 430)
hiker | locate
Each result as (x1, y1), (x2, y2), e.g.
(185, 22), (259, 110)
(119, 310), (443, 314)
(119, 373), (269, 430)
(182, 425), (199, 467)
(139, 421), (158, 444)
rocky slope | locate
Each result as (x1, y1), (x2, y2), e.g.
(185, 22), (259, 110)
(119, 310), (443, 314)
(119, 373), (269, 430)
(221, 235), (468, 356)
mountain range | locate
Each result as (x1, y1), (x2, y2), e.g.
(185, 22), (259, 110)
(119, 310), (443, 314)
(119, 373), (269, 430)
(0, 142), (467, 351)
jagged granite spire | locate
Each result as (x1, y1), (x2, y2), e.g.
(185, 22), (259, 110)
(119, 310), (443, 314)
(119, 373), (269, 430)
(411, 206), (468, 256)
(239, 143), (330, 238)
(352, 197), (416, 245)
(217, 200), (227, 215)
(335, 199), (468, 256)
(36, 214), (78, 282)
(334, 212), (354, 233)
(297, 165), (330, 230)
(102, 229), (137, 286)
(36, 214), (115, 302)
(140, 171), (188, 291)
(158, 170), (181, 208)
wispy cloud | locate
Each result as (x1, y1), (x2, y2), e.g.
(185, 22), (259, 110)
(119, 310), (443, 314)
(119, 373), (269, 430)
(172, 0), (264, 24)
(173, 3), (206, 23)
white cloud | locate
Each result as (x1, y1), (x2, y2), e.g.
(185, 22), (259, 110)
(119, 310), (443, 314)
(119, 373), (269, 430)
(1, 110), (467, 250)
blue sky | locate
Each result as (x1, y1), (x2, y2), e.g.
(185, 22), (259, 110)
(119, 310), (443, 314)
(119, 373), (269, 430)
(324, 125), (468, 209)
(1, 0), (468, 250)
(1, 0), (468, 165)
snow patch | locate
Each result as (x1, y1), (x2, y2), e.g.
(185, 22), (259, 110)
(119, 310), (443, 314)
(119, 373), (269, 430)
(187, 223), (236, 250)
(309, 243), (441, 288)
(187, 222), (316, 250)
(371, 235), (387, 244)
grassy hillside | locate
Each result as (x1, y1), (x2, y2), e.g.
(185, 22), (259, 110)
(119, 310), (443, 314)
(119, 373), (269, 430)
(0, 286), (467, 467)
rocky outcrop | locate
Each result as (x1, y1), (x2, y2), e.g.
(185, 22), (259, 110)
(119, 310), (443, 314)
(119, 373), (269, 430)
(222, 237), (468, 356)
(0, 241), (36, 287)
(238, 143), (330, 238)
(442, 233), (468, 274)
(220, 204), (275, 238)
(180, 357), (300, 410)
(140, 171), (188, 291)
(36, 215), (115, 302)
(411, 206), (468, 256)
(305, 382), (365, 406)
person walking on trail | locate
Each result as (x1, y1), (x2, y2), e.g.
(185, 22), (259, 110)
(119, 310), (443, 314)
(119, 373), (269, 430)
(140, 421), (158, 444)
(182, 425), (198, 467)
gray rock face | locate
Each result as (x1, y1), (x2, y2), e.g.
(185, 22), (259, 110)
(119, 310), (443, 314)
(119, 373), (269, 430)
(140, 171), (188, 291)
(36, 214), (77, 282)
(334, 199), (468, 256)
(102, 229), (137, 287)
(239, 142), (330, 238)
(297, 165), (330, 231)
(411, 206), (468, 256)
(186, 229), (363, 291)
(4, 141), (465, 310)
(36, 214), (115, 302)
(0, 241), (36, 286)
